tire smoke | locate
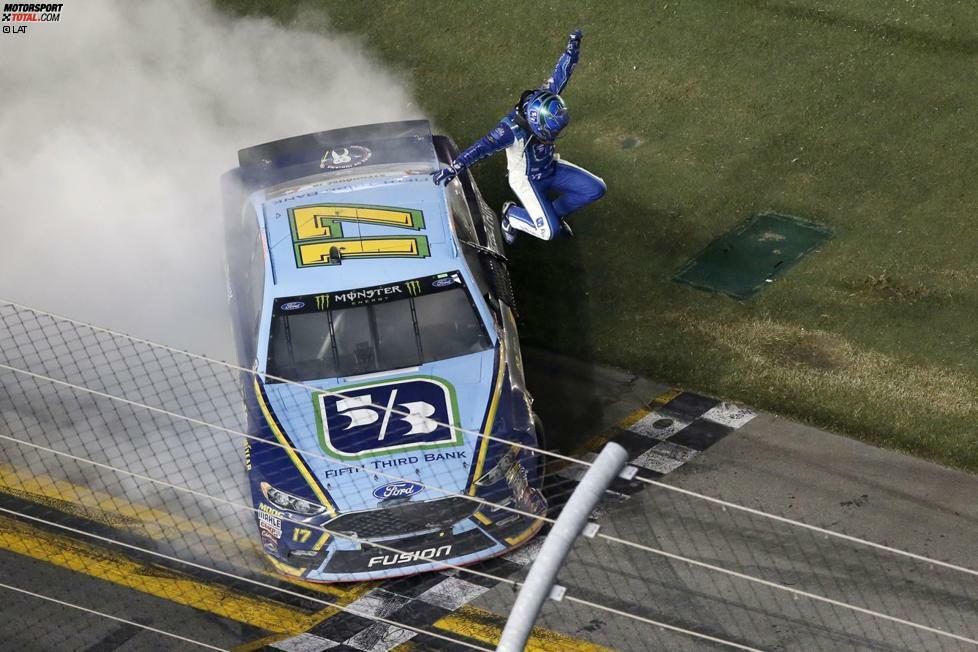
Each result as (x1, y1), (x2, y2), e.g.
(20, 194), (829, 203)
(0, 0), (420, 359)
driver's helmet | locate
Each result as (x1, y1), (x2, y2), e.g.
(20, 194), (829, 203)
(522, 90), (570, 143)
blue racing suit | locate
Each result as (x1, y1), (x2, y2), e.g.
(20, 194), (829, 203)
(449, 38), (606, 241)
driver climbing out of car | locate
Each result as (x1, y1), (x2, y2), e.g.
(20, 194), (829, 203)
(431, 28), (606, 244)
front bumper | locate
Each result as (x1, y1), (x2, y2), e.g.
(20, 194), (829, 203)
(260, 491), (546, 582)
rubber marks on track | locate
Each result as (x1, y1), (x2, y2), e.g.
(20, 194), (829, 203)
(275, 574), (486, 651)
(266, 390), (755, 652)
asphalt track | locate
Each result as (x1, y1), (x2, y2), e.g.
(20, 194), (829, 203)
(0, 348), (976, 650)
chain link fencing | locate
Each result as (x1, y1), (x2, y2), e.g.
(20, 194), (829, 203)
(1, 300), (977, 651)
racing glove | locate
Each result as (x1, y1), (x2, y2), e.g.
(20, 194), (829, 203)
(432, 161), (464, 186)
(566, 29), (583, 55)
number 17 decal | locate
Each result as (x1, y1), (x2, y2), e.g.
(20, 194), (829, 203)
(314, 377), (462, 460)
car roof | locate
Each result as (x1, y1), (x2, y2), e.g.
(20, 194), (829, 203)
(256, 166), (460, 298)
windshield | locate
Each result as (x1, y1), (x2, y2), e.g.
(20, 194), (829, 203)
(266, 273), (491, 382)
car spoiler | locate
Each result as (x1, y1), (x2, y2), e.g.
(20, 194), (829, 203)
(235, 120), (438, 189)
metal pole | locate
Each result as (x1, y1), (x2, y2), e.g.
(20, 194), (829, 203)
(497, 442), (629, 652)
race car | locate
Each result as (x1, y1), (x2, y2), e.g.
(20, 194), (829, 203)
(222, 120), (547, 582)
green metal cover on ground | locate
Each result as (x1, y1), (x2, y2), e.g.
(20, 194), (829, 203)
(673, 212), (833, 299)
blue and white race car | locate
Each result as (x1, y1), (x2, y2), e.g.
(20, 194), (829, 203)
(222, 121), (546, 582)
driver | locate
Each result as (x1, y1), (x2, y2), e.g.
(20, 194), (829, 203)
(432, 29), (606, 244)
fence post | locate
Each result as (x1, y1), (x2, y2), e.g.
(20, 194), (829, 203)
(497, 441), (629, 651)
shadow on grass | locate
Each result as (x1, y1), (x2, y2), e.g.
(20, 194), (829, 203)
(516, 242), (603, 456)
(502, 187), (694, 456)
(474, 172), (617, 456)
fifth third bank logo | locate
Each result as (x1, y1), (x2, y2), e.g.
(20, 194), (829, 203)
(317, 378), (461, 459)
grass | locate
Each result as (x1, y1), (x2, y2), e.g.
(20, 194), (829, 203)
(220, 0), (978, 472)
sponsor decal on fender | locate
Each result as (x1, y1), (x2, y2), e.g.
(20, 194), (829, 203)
(367, 544), (452, 568)
(258, 503), (283, 540)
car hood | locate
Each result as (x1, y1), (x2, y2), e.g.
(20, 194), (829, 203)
(261, 346), (501, 514)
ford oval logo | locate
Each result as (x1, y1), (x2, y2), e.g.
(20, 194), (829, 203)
(432, 277), (456, 288)
(373, 481), (424, 501)
(281, 301), (304, 311)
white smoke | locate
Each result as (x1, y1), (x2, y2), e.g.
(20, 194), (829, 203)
(0, 2), (423, 559)
(0, 0), (420, 359)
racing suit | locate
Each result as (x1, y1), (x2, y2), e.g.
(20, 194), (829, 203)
(450, 42), (606, 241)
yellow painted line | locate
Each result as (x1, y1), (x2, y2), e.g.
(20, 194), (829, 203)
(0, 462), (242, 548)
(435, 605), (612, 652)
(548, 389), (686, 473)
(652, 387), (684, 406)
(231, 632), (297, 652)
(0, 513), (310, 633)
(231, 581), (376, 652)
(553, 390), (677, 474)
(0, 461), (354, 600)
(619, 406), (652, 429)
(270, 571), (360, 599)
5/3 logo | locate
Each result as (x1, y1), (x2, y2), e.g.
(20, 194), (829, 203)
(333, 393), (437, 438)
(315, 377), (462, 459)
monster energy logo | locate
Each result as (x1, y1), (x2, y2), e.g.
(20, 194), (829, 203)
(405, 280), (422, 296)
(315, 294), (330, 310)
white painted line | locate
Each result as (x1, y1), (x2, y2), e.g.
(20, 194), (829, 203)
(701, 402), (756, 429)
(272, 632), (339, 651)
(554, 452), (597, 482)
(504, 539), (544, 566)
(419, 577), (491, 611)
(618, 464), (638, 480)
(633, 441), (699, 474)
(345, 623), (416, 652)
(346, 589), (410, 618)
(628, 411), (691, 439)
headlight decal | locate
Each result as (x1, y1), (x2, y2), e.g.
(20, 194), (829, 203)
(260, 482), (327, 517)
(253, 377), (337, 518)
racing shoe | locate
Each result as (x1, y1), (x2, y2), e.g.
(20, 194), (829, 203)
(500, 202), (518, 245)
(559, 219), (574, 239)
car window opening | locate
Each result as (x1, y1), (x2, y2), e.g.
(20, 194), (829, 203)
(267, 281), (490, 383)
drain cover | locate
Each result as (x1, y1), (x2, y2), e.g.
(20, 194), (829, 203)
(673, 212), (833, 299)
